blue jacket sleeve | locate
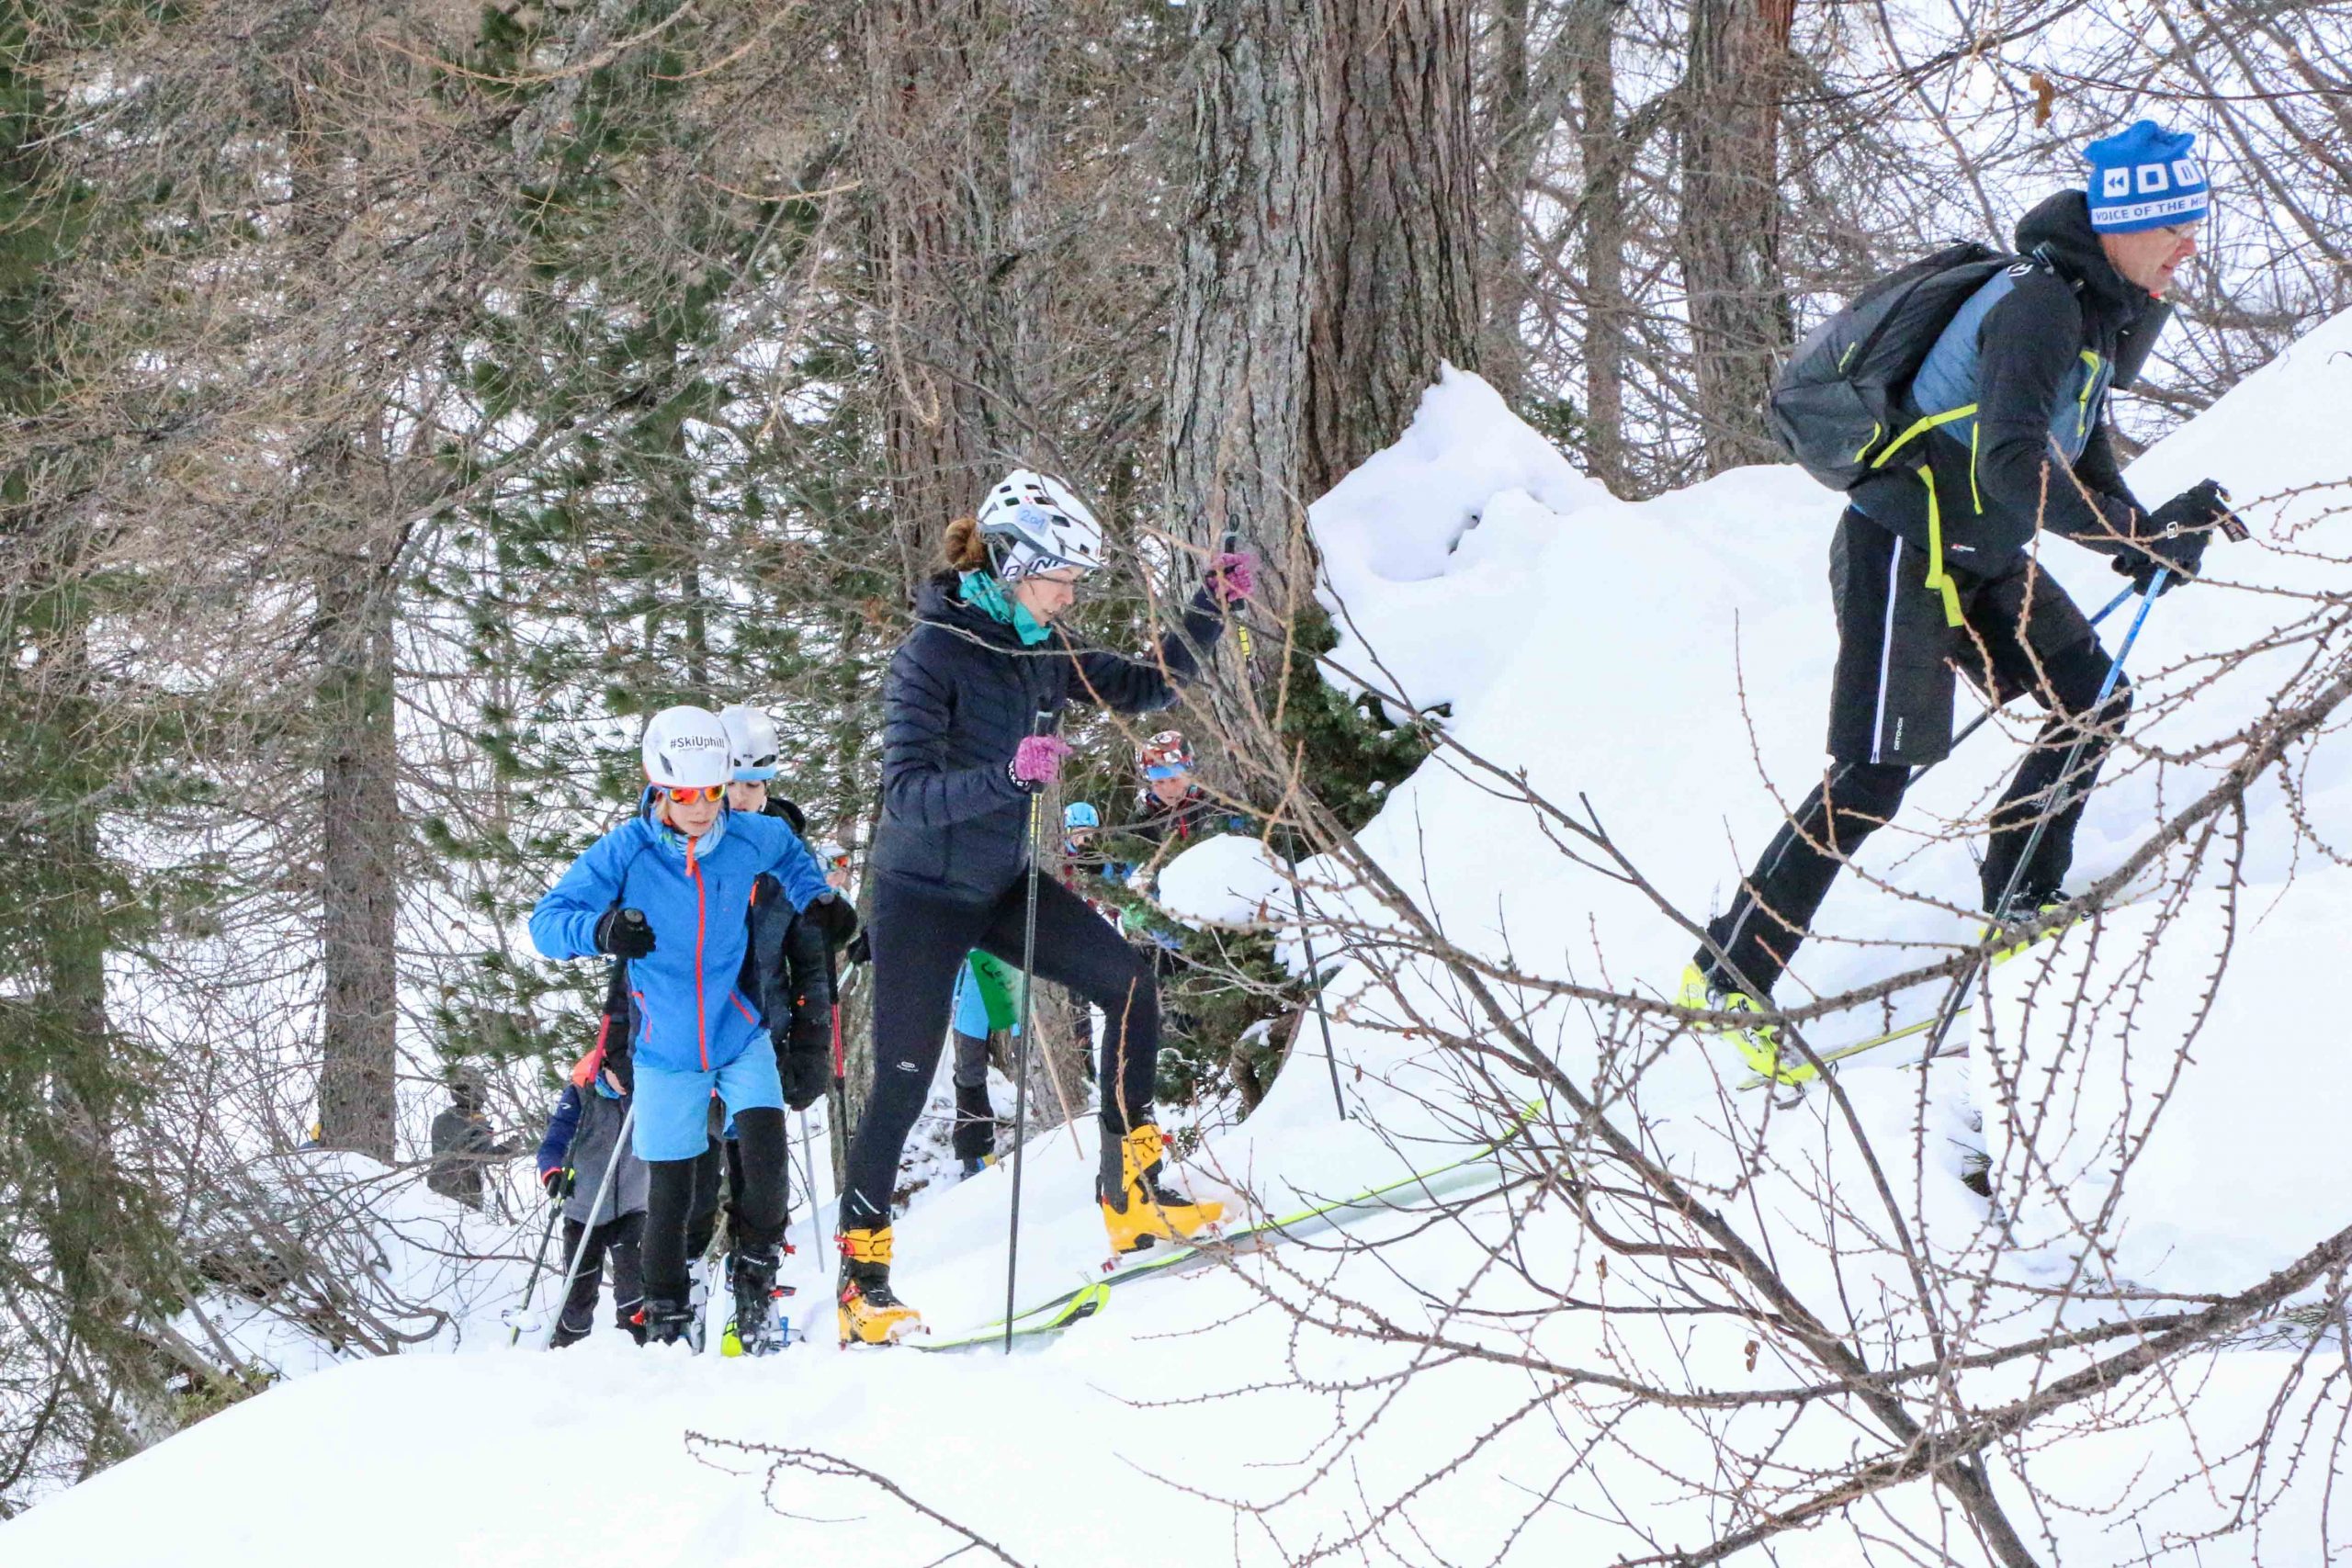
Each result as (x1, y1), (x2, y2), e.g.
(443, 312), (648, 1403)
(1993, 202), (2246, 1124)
(1068, 586), (1227, 714)
(530, 825), (639, 961)
(754, 820), (836, 913)
(881, 631), (1025, 829)
(537, 1085), (582, 1177)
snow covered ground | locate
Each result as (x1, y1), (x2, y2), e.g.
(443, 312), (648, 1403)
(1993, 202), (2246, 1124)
(10, 315), (2352, 1565)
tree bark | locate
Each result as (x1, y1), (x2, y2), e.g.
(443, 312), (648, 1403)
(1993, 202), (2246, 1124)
(1569, 0), (1631, 492)
(1303, 0), (1482, 497)
(1677, 0), (1795, 473)
(315, 548), (401, 1166)
(1476, 0), (1532, 400)
(864, 0), (1012, 599)
(1165, 0), (1331, 570)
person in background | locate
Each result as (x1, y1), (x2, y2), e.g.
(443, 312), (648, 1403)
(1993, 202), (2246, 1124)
(427, 1066), (521, 1213)
(536, 1047), (649, 1347)
(946, 952), (1022, 1179)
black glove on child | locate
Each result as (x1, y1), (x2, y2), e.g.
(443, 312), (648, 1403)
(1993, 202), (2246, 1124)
(779, 1009), (832, 1111)
(2114, 479), (2230, 595)
(542, 1166), (574, 1204)
(594, 907), (656, 960)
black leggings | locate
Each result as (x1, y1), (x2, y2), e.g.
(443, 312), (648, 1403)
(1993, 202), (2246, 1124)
(640, 1108), (786, 1303)
(557, 1213), (643, 1338)
(1703, 638), (2127, 998)
(841, 874), (1157, 1229)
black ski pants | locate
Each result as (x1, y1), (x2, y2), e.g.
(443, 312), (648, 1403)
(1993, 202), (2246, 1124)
(1702, 516), (2129, 998)
(841, 873), (1159, 1229)
(553, 1213), (643, 1345)
(640, 1107), (787, 1304)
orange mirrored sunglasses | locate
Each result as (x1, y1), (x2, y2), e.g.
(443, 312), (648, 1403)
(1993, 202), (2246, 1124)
(661, 784), (725, 804)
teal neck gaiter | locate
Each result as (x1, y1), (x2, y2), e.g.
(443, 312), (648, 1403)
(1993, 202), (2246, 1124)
(959, 570), (1052, 648)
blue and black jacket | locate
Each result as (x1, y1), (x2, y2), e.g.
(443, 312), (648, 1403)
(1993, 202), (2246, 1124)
(1849, 189), (2169, 617)
(530, 794), (834, 1076)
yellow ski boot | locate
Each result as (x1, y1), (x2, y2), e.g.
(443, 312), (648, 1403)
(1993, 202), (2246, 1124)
(836, 1227), (922, 1346)
(1679, 963), (1808, 1087)
(1100, 1122), (1225, 1255)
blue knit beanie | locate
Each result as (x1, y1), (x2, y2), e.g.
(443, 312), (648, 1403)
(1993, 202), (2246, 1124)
(2084, 120), (2210, 233)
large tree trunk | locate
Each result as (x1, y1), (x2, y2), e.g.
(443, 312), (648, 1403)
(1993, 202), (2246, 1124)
(1165, 0), (1330, 569)
(1568, 0), (1631, 492)
(1303, 0), (1481, 497)
(314, 549), (401, 1165)
(1678, 0), (1796, 474)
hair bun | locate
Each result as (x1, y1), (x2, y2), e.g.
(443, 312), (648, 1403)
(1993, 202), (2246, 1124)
(943, 515), (989, 572)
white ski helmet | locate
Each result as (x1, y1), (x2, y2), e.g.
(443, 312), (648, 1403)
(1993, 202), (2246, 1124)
(639, 705), (734, 790)
(975, 468), (1106, 581)
(717, 704), (781, 782)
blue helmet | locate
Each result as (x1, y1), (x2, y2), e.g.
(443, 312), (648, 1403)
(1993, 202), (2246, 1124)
(1063, 801), (1101, 830)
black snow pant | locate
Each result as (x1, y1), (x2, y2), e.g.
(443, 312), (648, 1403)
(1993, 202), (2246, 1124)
(641, 1108), (787, 1305)
(841, 873), (1159, 1230)
(552, 1213), (644, 1346)
(1699, 511), (2128, 998)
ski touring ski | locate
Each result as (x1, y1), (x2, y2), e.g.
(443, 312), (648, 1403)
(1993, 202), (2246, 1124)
(960, 1106), (1544, 1336)
(910, 1281), (1113, 1354)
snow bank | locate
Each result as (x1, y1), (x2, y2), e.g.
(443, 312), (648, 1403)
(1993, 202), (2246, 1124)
(1153, 831), (1288, 926)
(1312, 364), (1611, 722)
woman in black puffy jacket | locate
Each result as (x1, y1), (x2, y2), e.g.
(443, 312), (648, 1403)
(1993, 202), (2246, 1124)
(834, 469), (1253, 1346)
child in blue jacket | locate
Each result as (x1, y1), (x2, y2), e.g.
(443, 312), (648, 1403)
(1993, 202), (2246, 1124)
(531, 706), (853, 1351)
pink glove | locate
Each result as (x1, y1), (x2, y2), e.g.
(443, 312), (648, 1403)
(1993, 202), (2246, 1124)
(1207, 550), (1257, 605)
(1009, 735), (1073, 792)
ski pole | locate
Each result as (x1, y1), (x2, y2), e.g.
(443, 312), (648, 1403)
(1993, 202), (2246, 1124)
(798, 1110), (828, 1260)
(1919, 582), (2136, 783)
(1917, 570), (2165, 1064)
(1004, 705), (1053, 1355)
(1288, 835), (1347, 1122)
(504, 1200), (563, 1347)
(542, 1100), (636, 1349)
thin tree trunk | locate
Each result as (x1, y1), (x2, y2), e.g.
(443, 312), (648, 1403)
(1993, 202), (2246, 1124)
(1304, 0), (1482, 497)
(865, 0), (1006, 599)
(315, 550), (401, 1164)
(1476, 0), (1532, 400)
(1569, 0), (1630, 491)
(1678, 0), (1795, 473)
(1004, 0), (1049, 413)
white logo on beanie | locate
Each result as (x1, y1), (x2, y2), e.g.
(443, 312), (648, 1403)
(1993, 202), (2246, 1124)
(2173, 157), (2202, 186)
(2103, 169), (2131, 197)
(2136, 164), (2170, 194)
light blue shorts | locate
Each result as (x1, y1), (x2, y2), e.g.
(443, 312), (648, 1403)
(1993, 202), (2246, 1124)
(632, 1048), (783, 1162)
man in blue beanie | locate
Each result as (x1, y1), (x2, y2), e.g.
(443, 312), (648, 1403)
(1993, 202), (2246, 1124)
(1684, 122), (2237, 1083)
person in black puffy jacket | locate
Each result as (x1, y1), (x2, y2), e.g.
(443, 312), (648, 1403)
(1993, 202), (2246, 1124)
(834, 468), (1253, 1347)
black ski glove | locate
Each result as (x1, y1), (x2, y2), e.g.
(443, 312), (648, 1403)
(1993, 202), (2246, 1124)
(842, 929), (871, 968)
(594, 907), (655, 960)
(2113, 479), (2230, 595)
(807, 892), (859, 948)
(779, 1010), (831, 1111)
(541, 1166), (573, 1203)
